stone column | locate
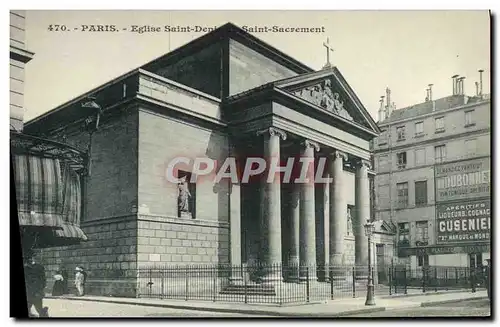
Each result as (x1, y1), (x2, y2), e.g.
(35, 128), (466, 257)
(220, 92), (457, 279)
(299, 140), (320, 280)
(322, 176), (330, 282)
(229, 143), (242, 283)
(257, 127), (286, 281)
(355, 158), (371, 272)
(288, 182), (300, 280)
(329, 150), (348, 278)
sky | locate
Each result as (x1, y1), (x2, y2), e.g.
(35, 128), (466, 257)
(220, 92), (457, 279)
(23, 10), (491, 121)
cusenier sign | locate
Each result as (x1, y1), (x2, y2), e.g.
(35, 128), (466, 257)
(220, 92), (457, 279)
(436, 199), (490, 244)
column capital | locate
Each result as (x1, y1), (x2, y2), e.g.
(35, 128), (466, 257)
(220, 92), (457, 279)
(330, 150), (348, 161)
(301, 139), (320, 152)
(256, 127), (287, 140)
(355, 158), (372, 170)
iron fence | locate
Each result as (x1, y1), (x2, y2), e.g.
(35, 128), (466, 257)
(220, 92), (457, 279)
(388, 266), (488, 295)
(47, 264), (485, 305)
(135, 264), (388, 304)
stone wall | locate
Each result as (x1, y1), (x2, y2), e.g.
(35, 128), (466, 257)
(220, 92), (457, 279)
(10, 10), (28, 130)
(152, 42), (222, 99)
(137, 110), (229, 222)
(136, 215), (230, 267)
(37, 217), (138, 297)
(228, 39), (297, 96)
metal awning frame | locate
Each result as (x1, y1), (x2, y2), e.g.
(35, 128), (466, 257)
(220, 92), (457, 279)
(10, 131), (87, 173)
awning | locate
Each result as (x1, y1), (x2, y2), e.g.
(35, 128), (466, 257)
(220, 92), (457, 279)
(11, 132), (89, 247)
(12, 154), (66, 228)
(18, 163), (89, 248)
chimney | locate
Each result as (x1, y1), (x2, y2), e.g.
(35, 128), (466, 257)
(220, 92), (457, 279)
(478, 69), (484, 97)
(378, 96), (385, 121)
(452, 74), (459, 95)
(475, 82), (479, 96)
(428, 84), (434, 101)
(460, 77), (466, 95)
(456, 77), (462, 95)
(425, 89), (430, 102)
(385, 87), (392, 118)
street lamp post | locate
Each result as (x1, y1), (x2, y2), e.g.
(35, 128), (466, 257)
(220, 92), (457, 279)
(364, 220), (376, 306)
(81, 96), (102, 177)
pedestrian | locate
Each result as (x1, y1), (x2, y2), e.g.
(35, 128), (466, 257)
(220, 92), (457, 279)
(61, 269), (69, 295)
(24, 256), (49, 317)
(74, 267), (86, 296)
(51, 271), (65, 296)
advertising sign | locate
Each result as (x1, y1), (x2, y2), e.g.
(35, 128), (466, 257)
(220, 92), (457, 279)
(436, 199), (490, 244)
(398, 243), (490, 257)
(434, 157), (490, 203)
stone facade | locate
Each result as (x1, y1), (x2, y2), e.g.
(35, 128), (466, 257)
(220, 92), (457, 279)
(374, 92), (491, 269)
(136, 216), (229, 267)
(10, 10), (34, 131)
(36, 217), (138, 297)
(25, 23), (383, 298)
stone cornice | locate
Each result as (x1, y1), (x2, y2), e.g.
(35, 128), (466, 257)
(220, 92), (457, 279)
(272, 116), (371, 160)
(10, 45), (34, 63)
(137, 214), (229, 229)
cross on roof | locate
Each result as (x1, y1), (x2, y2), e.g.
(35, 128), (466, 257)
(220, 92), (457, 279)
(323, 37), (334, 68)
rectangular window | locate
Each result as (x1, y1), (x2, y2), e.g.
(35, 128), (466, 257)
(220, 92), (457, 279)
(396, 126), (406, 141)
(415, 221), (429, 244)
(396, 152), (407, 169)
(177, 170), (196, 219)
(435, 117), (445, 133)
(418, 254), (429, 267)
(434, 145), (446, 163)
(465, 139), (477, 156)
(397, 182), (409, 208)
(465, 110), (475, 127)
(398, 222), (410, 246)
(415, 148), (426, 166)
(414, 181), (428, 206)
(415, 121), (424, 136)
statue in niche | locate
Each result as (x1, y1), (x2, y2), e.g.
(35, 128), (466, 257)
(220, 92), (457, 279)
(346, 207), (353, 236)
(178, 176), (192, 216)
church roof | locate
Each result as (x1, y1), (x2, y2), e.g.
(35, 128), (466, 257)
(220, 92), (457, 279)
(141, 22), (315, 75)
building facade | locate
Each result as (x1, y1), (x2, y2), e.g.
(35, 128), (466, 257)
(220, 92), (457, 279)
(373, 76), (491, 270)
(10, 10), (34, 131)
(24, 23), (385, 297)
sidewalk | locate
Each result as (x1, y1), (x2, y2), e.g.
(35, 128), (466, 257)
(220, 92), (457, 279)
(46, 290), (488, 317)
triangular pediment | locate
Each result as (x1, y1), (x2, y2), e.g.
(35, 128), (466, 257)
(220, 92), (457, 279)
(274, 68), (381, 134)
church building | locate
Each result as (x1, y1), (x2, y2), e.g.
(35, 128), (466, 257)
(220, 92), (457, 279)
(25, 23), (383, 296)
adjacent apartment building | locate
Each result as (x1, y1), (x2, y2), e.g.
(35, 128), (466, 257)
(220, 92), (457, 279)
(372, 72), (491, 270)
(10, 10), (34, 131)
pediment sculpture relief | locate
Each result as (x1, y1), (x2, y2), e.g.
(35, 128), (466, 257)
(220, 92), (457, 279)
(293, 80), (354, 121)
